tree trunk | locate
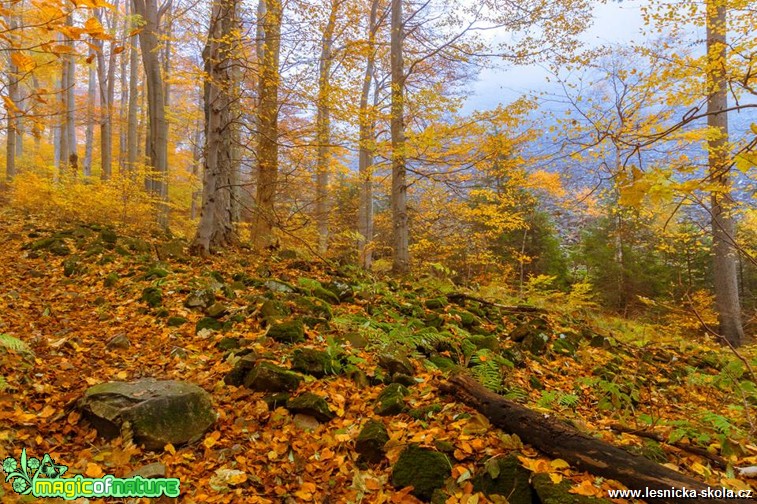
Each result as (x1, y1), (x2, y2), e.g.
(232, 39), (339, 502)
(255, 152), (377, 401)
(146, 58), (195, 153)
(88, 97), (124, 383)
(133, 0), (169, 227)
(390, 0), (409, 274)
(95, 3), (119, 181)
(84, 59), (95, 177)
(65, 13), (78, 176)
(127, 10), (139, 175)
(314, 0), (339, 253)
(252, 0), (282, 249)
(119, 0), (130, 172)
(357, 0), (379, 269)
(191, 0), (238, 256)
(706, 0), (744, 347)
(5, 14), (18, 180)
(442, 374), (743, 504)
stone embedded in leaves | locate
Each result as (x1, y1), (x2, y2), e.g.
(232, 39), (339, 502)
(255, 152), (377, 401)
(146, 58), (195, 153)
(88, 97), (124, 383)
(290, 348), (332, 377)
(185, 289), (216, 310)
(99, 228), (117, 245)
(77, 379), (216, 451)
(424, 297), (447, 310)
(268, 319), (305, 343)
(167, 316), (187, 327)
(531, 473), (611, 504)
(378, 351), (415, 376)
(285, 393), (335, 422)
(196, 317), (223, 334)
(104, 272), (119, 287)
(63, 256), (83, 277)
(467, 335), (499, 351)
(391, 445), (451, 501)
(472, 455), (533, 503)
(243, 362), (302, 392)
(156, 239), (188, 261)
(224, 354), (259, 386)
(355, 419), (389, 465)
(375, 383), (410, 416)
(141, 287), (163, 307)
(206, 302), (228, 319)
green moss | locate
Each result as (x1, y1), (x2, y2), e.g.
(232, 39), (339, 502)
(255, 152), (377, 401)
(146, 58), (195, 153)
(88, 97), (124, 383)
(472, 455), (532, 503)
(268, 319), (305, 344)
(196, 317), (223, 333)
(425, 298), (447, 310)
(104, 272), (119, 288)
(291, 348), (332, 377)
(286, 393), (334, 422)
(531, 473), (612, 504)
(391, 445), (450, 501)
(375, 383), (410, 416)
(466, 335), (499, 351)
(167, 316), (187, 327)
(356, 419), (389, 465)
(243, 362), (302, 392)
(141, 287), (163, 308)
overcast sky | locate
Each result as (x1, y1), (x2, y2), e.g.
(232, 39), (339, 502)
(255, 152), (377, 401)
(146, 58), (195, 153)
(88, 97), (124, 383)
(462, 0), (648, 113)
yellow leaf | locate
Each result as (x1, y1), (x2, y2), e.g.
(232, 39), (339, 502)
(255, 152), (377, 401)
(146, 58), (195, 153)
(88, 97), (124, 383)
(164, 443), (176, 455)
(550, 459), (570, 470)
(751, 123), (757, 135)
(85, 462), (104, 478)
(38, 405), (56, 418)
(10, 53), (34, 72)
(549, 473), (563, 484)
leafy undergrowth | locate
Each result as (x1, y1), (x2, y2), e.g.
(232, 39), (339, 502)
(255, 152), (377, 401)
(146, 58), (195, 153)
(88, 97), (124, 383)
(1, 208), (756, 503)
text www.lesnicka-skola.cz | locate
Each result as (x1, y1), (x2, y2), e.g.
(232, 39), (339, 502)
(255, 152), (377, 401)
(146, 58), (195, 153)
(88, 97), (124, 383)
(606, 487), (753, 500)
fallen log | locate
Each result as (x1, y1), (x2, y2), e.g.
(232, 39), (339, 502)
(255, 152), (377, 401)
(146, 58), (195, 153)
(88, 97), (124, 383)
(442, 373), (755, 504)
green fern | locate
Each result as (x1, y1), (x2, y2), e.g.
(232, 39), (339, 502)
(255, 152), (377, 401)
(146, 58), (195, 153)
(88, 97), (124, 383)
(0, 333), (30, 354)
(469, 349), (509, 392)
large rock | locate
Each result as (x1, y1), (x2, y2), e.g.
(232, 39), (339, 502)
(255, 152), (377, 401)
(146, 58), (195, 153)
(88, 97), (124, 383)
(77, 379), (216, 451)
(243, 362), (302, 392)
(285, 393), (334, 422)
(472, 455), (533, 503)
(375, 383), (410, 416)
(185, 289), (216, 310)
(391, 445), (450, 501)
(356, 419), (389, 465)
(290, 348), (332, 377)
(268, 319), (305, 343)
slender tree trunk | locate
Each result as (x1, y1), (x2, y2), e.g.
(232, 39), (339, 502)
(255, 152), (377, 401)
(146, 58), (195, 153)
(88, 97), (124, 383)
(84, 59), (96, 177)
(252, 0), (282, 249)
(190, 90), (203, 220)
(357, 0), (379, 269)
(5, 14), (18, 181)
(191, 0), (238, 255)
(390, 0), (409, 274)
(95, 3), (119, 181)
(119, 0), (130, 171)
(65, 13), (78, 176)
(314, 0), (339, 253)
(132, 0), (169, 227)
(127, 13), (139, 175)
(706, 0), (744, 347)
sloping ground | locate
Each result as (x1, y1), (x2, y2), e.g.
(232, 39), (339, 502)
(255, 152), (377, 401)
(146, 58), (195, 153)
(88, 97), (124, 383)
(0, 208), (756, 503)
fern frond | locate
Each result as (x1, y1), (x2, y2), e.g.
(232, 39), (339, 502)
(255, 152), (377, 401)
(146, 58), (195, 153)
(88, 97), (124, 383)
(0, 334), (30, 354)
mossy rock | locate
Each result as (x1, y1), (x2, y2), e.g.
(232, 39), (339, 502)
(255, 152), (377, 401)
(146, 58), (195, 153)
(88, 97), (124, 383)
(466, 335), (499, 351)
(293, 296), (333, 320)
(424, 297), (447, 311)
(63, 256), (84, 277)
(232, 272), (256, 286)
(378, 351), (415, 376)
(336, 331), (369, 349)
(472, 455), (532, 503)
(375, 383), (410, 416)
(77, 378), (215, 451)
(391, 445), (451, 501)
(125, 237), (151, 253)
(206, 302), (228, 319)
(324, 281), (354, 302)
(356, 419), (389, 465)
(141, 287), (163, 308)
(531, 473), (612, 504)
(424, 312), (444, 329)
(143, 266), (170, 280)
(509, 318), (550, 343)
(167, 316), (187, 327)
(259, 298), (289, 323)
(552, 333), (580, 357)
(216, 337), (241, 351)
(185, 289), (216, 310)
(451, 309), (479, 328)
(265, 279), (297, 293)
(196, 317), (223, 334)
(25, 236), (71, 256)
(104, 272), (119, 288)
(312, 285), (340, 305)
(291, 348), (332, 377)
(501, 347), (525, 367)
(100, 228), (118, 246)
(243, 362), (302, 392)
(408, 403), (442, 420)
(268, 319), (305, 344)
(223, 354), (258, 386)
(522, 331), (550, 355)
(263, 393), (291, 410)
(156, 239), (188, 261)
(285, 393), (334, 422)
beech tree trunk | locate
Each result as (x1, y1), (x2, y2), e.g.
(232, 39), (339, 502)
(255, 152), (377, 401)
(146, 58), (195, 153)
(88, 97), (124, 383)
(390, 0), (409, 274)
(314, 0), (339, 253)
(95, 3), (119, 181)
(133, 0), (169, 227)
(127, 10), (139, 175)
(443, 374), (744, 504)
(252, 0), (282, 249)
(706, 0), (744, 347)
(84, 60), (95, 177)
(5, 14), (18, 180)
(191, 0), (238, 256)
(65, 14), (78, 176)
(357, 0), (379, 269)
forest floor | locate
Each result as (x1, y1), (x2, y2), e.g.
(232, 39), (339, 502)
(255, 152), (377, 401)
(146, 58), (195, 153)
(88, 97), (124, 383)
(1, 208), (756, 503)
